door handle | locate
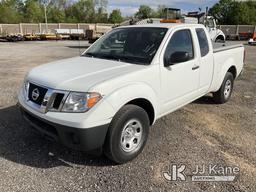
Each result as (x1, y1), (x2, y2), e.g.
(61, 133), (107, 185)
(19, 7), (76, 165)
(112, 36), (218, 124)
(192, 65), (200, 70)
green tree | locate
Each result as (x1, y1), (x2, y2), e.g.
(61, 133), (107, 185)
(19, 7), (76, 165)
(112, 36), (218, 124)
(94, 0), (107, 11)
(135, 5), (154, 19)
(65, 0), (95, 23)
(46, 0), (67, 22)
(209, 0), (256, 25)
(47, 6), (65, 23)
(230, 2), (250, 24)
(155, 5), (167, 18)
(0, 0), (111, 23)
(94, 0), (108, 23)
(209, 0), (234, 24)
(109, 9), (123, 23)
(23, 0), (44, 23)
(0, 0), (24, 23)
(48, 0), (68, 10)
(246, 1), (256, 25)
(95, 7), (108, 23)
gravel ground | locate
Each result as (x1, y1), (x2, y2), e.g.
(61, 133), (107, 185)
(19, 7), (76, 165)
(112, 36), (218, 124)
(0, 41), (255, 192)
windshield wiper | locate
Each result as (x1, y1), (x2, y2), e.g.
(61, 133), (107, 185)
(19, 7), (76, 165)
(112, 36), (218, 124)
(84, 52), (96, 58)
(97, 54), (121, 61)
(83, 53), (121, 61)
(83, 53), (148, 65)
(118, 55), (148, 65)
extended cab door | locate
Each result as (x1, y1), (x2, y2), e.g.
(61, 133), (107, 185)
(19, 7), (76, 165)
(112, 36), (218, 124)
(160, 28), (200, 113)
(195, 28), (214, 94)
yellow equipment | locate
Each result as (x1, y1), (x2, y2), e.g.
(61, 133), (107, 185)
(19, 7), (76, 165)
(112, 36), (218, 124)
(160, 8), (182, 23)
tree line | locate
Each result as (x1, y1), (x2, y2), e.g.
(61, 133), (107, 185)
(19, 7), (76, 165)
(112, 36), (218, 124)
(0, 0), (256, 25)
(0, 0), (123, 23)
(209, 0), (256, 25)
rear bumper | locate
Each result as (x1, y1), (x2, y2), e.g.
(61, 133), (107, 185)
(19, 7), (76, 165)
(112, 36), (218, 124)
(19, 105), (109, 152)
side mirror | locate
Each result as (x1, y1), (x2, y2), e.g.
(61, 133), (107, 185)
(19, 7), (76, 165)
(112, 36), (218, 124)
(165, 51), (190, 67)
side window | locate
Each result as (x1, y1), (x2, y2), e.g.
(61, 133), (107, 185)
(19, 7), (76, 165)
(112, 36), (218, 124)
(196, 28), (209, 57)
(164, 29), (194, 65)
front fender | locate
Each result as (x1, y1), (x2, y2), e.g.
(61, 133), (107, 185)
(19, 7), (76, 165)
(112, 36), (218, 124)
(104, 83), (159, 122)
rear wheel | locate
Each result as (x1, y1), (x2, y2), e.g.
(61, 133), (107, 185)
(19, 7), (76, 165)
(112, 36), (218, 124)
(104, 104), (150, 164)
(213, 72), (234, 104)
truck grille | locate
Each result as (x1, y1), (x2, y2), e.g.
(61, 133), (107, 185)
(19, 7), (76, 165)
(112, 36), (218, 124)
(26, 82), (69, 113)
(28, 83), (48, 105)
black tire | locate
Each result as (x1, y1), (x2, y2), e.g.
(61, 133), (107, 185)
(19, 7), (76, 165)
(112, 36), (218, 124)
(104, 104), (150, 164)
(215, 37), (225, 43)
(213, 72), (234, 104)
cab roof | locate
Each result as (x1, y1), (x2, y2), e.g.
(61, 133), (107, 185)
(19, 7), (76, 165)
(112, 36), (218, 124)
(118, 23), (205, 29)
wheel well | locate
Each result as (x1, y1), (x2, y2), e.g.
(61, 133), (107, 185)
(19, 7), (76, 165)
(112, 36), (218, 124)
(126, 98), (155, 125)
(216, 35), (225, 40)
(228, 66), (237, 79)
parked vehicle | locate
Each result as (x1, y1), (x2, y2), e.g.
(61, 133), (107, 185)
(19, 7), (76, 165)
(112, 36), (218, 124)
(248, 32), (256, 45)
(55, 29), (85, 40)
(18, 24), (244, 164)
(23, 34), (40, 41)
(86, 24), (113, 43)
(6, 34), (24, 42)
(40, 34), (62, 41)
(160, 8), (226, 42)
(0, 35), (7, 42)
(203, 16), (226, 42)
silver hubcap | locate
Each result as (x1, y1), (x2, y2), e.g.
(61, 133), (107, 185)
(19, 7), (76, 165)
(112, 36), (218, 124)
(120, 119), (143, 152)
(224, 79), (232, 99)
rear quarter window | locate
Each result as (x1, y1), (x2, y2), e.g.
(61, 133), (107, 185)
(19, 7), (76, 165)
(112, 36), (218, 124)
(196, 28), (209, 57)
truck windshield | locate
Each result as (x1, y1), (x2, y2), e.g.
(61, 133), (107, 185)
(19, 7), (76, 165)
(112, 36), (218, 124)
(83, 27), (168, 65)
(205, 18), (215, 28)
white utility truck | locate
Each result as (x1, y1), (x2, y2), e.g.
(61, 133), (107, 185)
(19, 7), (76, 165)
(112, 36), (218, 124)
(18, 24), (244, 164)
(203, 16), (226, 42)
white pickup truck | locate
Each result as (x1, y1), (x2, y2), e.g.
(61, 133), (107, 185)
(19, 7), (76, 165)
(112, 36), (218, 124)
(18, 24), (244, 164)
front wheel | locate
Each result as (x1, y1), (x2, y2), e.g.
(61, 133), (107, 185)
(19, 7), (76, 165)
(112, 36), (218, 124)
(213, 72), (234, 104)
(104, 104), (150, 164)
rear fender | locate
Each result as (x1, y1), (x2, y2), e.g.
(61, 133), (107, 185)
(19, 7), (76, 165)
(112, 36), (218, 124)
(213, 58), (236, 92)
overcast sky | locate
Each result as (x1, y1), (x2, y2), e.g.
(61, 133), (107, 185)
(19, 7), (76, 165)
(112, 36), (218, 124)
(107, 0), (219, 16)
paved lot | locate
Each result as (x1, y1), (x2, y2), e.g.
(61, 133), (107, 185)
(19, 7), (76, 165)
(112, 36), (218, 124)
(0, 41), (255, 192)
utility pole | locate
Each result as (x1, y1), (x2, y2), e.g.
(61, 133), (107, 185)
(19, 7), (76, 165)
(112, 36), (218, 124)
(43, 0), (50, 34)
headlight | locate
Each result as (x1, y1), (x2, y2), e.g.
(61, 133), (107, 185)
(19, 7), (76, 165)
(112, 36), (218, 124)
(62, 92), (102, 113)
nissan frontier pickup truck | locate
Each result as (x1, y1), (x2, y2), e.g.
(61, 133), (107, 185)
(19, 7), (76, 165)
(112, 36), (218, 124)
(18, 24), (244, 164)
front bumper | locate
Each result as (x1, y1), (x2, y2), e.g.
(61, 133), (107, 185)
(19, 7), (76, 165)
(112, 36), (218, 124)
(19, 105), (109, 152)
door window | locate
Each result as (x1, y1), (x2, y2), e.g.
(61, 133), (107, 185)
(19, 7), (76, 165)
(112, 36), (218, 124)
(164, 29), (194, 65)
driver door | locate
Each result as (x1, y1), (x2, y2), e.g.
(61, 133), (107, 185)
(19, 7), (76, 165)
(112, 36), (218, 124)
(160, 29), (200, 112)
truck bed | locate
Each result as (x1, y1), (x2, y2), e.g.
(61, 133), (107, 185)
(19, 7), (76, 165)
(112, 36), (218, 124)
(211, 41), (244, 92)
(213, 41), (243, 53)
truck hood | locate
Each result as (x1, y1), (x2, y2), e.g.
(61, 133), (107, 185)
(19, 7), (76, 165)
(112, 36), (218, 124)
(27, 56), (145, 92)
